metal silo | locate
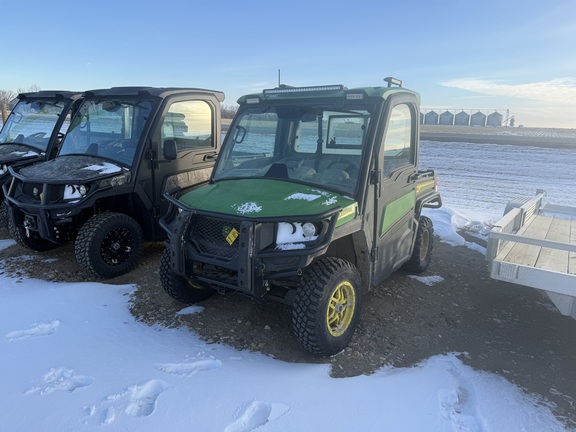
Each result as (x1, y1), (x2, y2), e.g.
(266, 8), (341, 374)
(487, 111), (503, 127)
(454, 111), (470, 126)
(439, 110), (454, 125)
(470, 111), (486, 127)
(424, 110), (439, 125)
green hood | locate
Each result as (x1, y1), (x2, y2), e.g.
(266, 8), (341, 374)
(179, 179), (357, 219)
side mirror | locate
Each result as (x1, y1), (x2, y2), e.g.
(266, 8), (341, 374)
(163, 139), (178, 160)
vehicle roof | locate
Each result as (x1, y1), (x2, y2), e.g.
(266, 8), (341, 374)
(17, 90), (83, 101)
(83, 87), (225, 102)
(237, 84), (420, 105)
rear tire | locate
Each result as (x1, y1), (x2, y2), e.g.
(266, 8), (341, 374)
(159, 249), (215, 303)
(75, 212), (143, 278)
(403, 215), (433, 273)
(292, 257), (362, 356)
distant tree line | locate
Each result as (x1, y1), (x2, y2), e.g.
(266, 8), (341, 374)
(221, 104), (238, 119)
(0, 85), (41, 123)
(0, 85), (41, 108)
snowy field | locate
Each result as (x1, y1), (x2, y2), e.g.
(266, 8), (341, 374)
(420, 139), (576, 222)
(1, 139), (575, 431)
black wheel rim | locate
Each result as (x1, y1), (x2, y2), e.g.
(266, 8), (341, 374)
(100, 227), (134, 266)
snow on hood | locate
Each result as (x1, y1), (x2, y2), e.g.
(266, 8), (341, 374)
(82, 162), (123, 175)
(0, 144), (42, 163)
(19, 155), (127, 182)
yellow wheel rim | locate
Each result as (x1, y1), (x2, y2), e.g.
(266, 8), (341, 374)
(419, 230), (430, 262)
(326, 281), (356, 337)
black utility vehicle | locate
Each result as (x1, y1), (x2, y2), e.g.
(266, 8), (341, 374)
(5, 87), (224, 278)
(0, 91), (82, 226)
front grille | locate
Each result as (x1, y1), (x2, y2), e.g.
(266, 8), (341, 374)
(21, 183), (64, 203)
(188, 215), (241, 261)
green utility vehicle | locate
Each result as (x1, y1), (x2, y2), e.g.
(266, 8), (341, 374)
(5, 87), (224, 278)
(0, 91), (83, 226)
(160, 79), (442, 355)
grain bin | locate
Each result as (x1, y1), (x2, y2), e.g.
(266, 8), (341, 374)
(439, 111), (454, 125)
(424, 110), (439, 125)
(487, 111), (503, 127)
(454, 111), (470, 126)
(470, 111), (486, 127)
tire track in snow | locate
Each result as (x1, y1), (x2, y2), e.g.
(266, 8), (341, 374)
(156, 359), (222, 377)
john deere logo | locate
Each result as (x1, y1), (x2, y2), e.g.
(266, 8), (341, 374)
(223, 226), (239, 246)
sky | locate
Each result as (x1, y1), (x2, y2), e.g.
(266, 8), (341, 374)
(1, 0), (575, 128)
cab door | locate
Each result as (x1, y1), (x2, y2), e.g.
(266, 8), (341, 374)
(148, 96), (220, 224)
(372, 98), (419, 285)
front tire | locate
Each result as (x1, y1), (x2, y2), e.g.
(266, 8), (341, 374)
(7, 208), (59, 252)
(292, 257), (362, 356)
(0, 200), (8, 230)
(403, 215), (433, 273)
(75, 212), (143, 278)
(159, 249), (215, 303)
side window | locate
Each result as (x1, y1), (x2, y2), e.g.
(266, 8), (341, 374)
(382, 104), (414, 177)
(161, 100), (213, 154)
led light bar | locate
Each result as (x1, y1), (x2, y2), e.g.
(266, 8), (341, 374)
(384, 77), (402, 88)
(263, 85), (344, 95)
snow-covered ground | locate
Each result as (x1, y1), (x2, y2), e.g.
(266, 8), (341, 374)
(1, 139), (575, 431)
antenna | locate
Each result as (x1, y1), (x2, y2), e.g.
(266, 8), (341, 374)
(278, 69), (281, 87)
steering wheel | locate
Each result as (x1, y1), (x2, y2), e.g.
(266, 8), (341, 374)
(27, 132), (46, 140)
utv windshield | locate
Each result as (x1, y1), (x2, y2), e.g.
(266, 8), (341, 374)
(213, 105), (372, 194)
(59, 99), (153, 166)
(0, 99), (68, 151)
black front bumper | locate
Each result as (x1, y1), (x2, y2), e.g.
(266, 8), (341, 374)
(161, 193), (340, 297)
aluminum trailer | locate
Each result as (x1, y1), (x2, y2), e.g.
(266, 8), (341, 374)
(487, 190), (576, 318)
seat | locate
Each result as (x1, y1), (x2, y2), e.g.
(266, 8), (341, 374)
(320, 169), (349, 183)
(265, 163), (289, 179)
(85, 143), (98, 155)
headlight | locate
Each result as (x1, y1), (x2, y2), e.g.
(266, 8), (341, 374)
(276, 222), (319, 245)
(64, 184), (88, 199)
(97, 171), (131, 188)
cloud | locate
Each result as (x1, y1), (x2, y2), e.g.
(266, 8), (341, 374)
(440, 78), (576, 104)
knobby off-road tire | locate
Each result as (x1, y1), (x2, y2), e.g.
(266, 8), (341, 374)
(159, 249), (215, 303)
(75, 212), (143, 278)
(0, 200), (9, 230)
(292, 257), (363, 356)
(7, 208), (59, 252)
(402, 215), (434, 273)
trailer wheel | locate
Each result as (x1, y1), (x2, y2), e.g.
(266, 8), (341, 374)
(159, 249), (215, 303)
(292, 257), (362, 356)
(7, 210), (58, 252)
(75, 212), (143, 278)
(403, 215), (433, 273)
